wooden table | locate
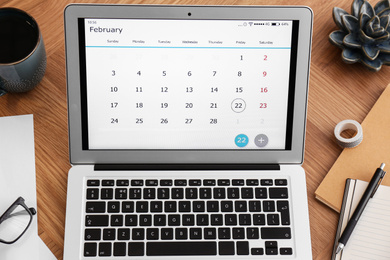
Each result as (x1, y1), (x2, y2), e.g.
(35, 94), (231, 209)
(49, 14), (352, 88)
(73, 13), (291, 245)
(1, 0), (389, 259)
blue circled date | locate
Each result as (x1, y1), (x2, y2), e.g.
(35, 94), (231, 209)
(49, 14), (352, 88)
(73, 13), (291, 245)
(235, 134), (249, 147)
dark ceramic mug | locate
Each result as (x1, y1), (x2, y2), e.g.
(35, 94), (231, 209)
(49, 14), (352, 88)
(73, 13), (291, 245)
(0, 8), (46, 96)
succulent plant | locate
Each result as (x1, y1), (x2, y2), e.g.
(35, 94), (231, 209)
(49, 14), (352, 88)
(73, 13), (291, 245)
(329, 0), (390, 71)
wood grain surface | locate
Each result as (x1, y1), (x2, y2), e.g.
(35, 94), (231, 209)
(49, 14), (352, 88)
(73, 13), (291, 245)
(1, 0), (389, 259)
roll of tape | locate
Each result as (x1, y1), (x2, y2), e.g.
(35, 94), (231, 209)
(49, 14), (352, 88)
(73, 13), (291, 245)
(334, 119), (363, 148)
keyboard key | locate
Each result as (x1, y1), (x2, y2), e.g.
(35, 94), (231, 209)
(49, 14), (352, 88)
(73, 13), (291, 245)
(115, 188), (128, 199)
(140, 215), (152, 226)
(251, 247), (264, 255)
(247, 227), (259, 239)
(101, 188), (113, 199)
(122, 201), (134, 213)
(196, 214), (209, 226)
(129, 188), (142, 199)
(263, 201), (276, 212)
(239, 214), (251, 225)
(253, 214), (266, 225)
(214, 188), (226, 199)
(227, 188), (240, 199)
(143, 188), (156, 199)
(125, 215), (137, 226)
(280, 247), (293, 255)
(116, 179), (129, 186)
(189, 179), (201, 186)
(277, 201), (291, 225)
(128, 242), (144, 256)
(211, 214), (223, 226)
(236, 241), (249, 255)
(117, 228), (130, 240)
(269, 188), (288, 199)
(190, 228), (202, 239)
(232, 227), (245, 239)
(174, 179), (187, 186)
(84, 242), (97, 257)
(147, 242), (217, 256)
(225, 214), (237, 226)
(179, 201), (191, 212)
(87, 180), (100, 186)
(246, 179), (258, 186)
(182, 214), (195, 226)
(261, 227), (291, 239)
(193, 201), (205, 212)
(146, 179), (158, 186)
(132, 229), (145, 240)
(151, 201), (163, 212)
(175, 228), (188, 239)
(265, 241), (278, 248)
(266, 247), (278, 255)
(168, 214), (181, 226)
(235, 201), (247, 212)
(136, 201), (148, 213)
(204, 228), (216, 239)
(232, 179), (245, 186)
(165, 201), (177, 212)
(107, 201), (120, 213)
(99, 242), (112, 256)
(261, 179), (273, 186)
(218, 179), (230, 186)
(203, 179), (216, 186)
(172, 188), (184, 199)
(267, 214), (280, 225)
(86, 188), (99, 200)
(199, 188), (212, 199)
(103, 228), (115, 240)
(241, 188), (253, 199)
(255, 188), (267, 198)
(102, 180), (114, 186)
(160, 179), (173, 186)
(158, 188), (170, 199)
(154, 215), (166, 226)
(161, 228), (174, 240)
(111, 215), (123, 226)
(249, 200), (261, 212)
(207, 201), (219, 212)
(86, 215), (109, 227)
(113, 242), (126, 256)
(85, 229), (101, 240)
(147, 228), (159, 240)
(218, 228), (231, 239)
(219, 241), (234, 255)
(86, 202), (105, 213)
(221, 201), (233, 212)
(131, 180), (143, 186)
(275, 179), (288, 186)
(186, 188), (198, 199)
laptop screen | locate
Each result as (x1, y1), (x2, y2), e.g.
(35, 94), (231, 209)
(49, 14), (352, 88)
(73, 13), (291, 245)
(78, 18), (299, 151)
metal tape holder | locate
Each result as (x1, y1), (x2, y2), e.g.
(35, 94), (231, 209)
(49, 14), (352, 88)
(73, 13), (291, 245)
(334, 119), (363, 148)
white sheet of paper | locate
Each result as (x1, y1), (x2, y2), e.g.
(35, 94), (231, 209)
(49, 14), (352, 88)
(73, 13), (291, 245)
(0, 115), (55, 260)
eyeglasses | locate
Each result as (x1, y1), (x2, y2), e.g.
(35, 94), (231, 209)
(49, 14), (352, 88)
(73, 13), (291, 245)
(0, 197), (36, 244)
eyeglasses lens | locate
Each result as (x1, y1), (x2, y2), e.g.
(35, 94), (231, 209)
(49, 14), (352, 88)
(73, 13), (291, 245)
(0, 205), (31, 242)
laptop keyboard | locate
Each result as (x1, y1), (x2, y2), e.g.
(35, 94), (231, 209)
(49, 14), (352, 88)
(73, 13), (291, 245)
(84, 178), (293, 257)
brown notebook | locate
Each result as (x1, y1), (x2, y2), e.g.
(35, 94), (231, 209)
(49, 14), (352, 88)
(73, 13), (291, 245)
(315, 83), (390, 212)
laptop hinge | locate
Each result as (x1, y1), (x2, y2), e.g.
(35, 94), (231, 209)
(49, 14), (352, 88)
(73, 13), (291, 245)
(94, 164), (280, 171)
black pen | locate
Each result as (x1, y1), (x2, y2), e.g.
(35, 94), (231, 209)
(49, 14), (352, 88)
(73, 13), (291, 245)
(336, 163), (387, 254)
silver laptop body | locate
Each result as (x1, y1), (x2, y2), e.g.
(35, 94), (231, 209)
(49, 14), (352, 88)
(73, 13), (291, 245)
(64, 4), (313, 259)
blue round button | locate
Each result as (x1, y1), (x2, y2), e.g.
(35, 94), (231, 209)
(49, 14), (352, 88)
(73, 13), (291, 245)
(235, 134), (249, 147)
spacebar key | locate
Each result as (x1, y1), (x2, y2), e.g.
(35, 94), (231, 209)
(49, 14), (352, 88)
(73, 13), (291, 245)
(147, 242), (217, 256)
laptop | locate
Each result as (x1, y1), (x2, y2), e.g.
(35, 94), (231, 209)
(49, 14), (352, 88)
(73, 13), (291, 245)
(63, 4), (313, 259)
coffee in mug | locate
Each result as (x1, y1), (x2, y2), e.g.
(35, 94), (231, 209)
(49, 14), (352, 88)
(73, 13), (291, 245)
(0, 8), (46, 96)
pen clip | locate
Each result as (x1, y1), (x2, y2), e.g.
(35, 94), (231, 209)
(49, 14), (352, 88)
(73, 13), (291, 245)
(371, 171), (386, 198)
